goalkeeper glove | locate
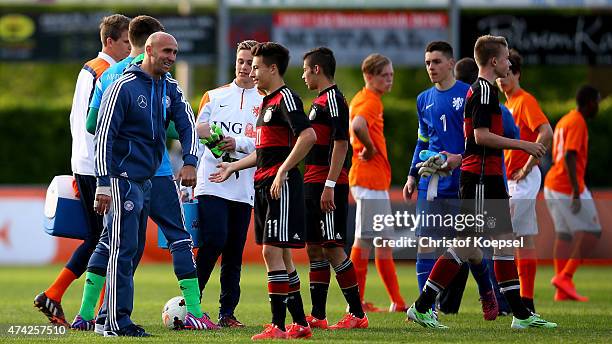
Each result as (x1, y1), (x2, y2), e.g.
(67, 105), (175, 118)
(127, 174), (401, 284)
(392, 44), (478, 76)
(200, 123), (225, 158)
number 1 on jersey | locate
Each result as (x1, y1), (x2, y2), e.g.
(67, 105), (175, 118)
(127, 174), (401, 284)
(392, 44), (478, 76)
(440, 114), (447, 132)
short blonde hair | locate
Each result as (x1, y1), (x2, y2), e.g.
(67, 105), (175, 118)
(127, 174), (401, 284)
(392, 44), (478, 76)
(361, 53), (391, 75)
(236, 40), (258, 54)
(474, 35), (508, 67)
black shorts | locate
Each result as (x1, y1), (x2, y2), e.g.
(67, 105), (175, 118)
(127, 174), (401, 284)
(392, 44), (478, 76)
(458, 171), (513, 236)
(254, 168), (306, 248)
(304, 183), (349, 247)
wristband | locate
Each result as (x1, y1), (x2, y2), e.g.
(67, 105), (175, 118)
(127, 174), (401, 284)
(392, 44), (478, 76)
(96, 186), (111, 197)
(325, 180), (336, 188)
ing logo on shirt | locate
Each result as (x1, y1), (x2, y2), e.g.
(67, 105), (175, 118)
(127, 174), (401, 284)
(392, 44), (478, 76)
(452, 97), (464, 111)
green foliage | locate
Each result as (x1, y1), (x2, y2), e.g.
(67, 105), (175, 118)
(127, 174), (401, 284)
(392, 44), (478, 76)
(1, 63), (611, 187)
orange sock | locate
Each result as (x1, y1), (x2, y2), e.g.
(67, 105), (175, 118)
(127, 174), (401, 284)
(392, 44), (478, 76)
(350, 246), (369, 301)
(45, 267), (77, 302)
(553, 238), (572, 274)
(96, 282), (106, 313)
(374, 247), (405, 305)
(516, 248), (537, 299)
(561, 259), (581, 279)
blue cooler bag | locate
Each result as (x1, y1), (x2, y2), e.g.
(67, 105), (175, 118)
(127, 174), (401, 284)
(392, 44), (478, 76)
(44, 175), (89, 240)
(158, 199), (201, 249)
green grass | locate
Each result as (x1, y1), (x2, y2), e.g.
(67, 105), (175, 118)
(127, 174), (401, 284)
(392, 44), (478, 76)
(2, 263), (611, 342)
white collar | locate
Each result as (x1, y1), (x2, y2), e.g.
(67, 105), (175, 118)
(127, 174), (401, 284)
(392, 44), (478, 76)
(98, 51), (116, 65)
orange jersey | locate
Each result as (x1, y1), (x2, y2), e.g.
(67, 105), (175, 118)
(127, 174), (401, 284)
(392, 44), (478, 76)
(544, 110), (588, 195)
(504, 89), (549, 177)
(348, 87), (391, 190)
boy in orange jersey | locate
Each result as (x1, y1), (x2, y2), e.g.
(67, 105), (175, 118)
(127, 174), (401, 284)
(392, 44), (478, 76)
(348, 53), (406, 313)
(496, 49), (553, 313)
(544, 85), (602, 302)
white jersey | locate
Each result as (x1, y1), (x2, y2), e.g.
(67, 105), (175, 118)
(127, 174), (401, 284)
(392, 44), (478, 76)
(194, 80), (263, 205)
(70, 52), (116, 176)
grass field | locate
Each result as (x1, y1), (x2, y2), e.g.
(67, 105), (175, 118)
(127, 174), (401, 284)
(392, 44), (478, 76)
(2, 263), (611, 343)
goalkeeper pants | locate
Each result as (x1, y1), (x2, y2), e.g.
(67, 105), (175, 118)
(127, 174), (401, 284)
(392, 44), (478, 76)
(196, 195), (251, 317)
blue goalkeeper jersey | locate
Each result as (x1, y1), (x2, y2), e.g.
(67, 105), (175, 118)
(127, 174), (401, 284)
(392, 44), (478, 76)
(410, 80), (470, 196)
(90, 55), (173, 177)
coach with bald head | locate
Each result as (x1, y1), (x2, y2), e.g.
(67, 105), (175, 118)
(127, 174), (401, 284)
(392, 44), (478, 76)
(92, 32), (199, 336)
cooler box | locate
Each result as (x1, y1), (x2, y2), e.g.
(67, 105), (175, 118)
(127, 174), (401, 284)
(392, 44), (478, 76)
(44, 175), (89, 240)
(158, 200), (201, 249)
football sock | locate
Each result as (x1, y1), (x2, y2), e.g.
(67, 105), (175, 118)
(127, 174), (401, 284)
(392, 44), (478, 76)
(268, 270), (289, 331)
(78, 271), (105, 321)
(350, 246), (369, 301)
(416, 252), (436, 294)
(308, 260), (330, 320)
(516, 247), (537, 309)
(470, 259), (493, 296)
(45, 267), (78, 302)
(553, 237), (572, 274)
(374, 247), (405, 305)
(561, 259), (581, 279)
(415, 250), (462, 313)
(494, 256), (531, 319)
(334, 258), (365, 318)
(287, 270), (307, 327)
(178, 278), (203, 318)
(96, 282), (105, 313)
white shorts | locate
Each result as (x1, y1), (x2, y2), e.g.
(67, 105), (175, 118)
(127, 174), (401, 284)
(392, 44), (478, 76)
(350, 186), (393, 239)
(544, 187), (602, 235)
(508, 167), (541, 236)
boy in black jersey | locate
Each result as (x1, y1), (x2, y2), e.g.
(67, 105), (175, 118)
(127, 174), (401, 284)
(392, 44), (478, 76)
(300, 47), (368, 330)
(210, 42), (316, 340)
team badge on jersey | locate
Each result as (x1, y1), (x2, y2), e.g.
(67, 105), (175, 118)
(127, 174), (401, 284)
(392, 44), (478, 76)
(124, 200), (134, 211)
(308, 108), (317, 120)
(452, 97), (464, 111)
(263, 108), (273, 122)
(137, 95), (147, 109)
(164, 95), (171, 108)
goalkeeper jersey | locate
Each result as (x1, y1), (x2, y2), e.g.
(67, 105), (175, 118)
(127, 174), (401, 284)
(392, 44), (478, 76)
(410, 80), (470, 195)
(194, 81), (263, 205)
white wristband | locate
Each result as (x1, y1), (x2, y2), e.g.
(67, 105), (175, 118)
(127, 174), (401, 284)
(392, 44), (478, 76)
(325, 180), (336, 188)
(95, 186), (111, 197)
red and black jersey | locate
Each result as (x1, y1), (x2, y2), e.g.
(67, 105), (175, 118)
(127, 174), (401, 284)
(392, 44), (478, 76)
(304, 85), (351, 185)
(254, 85), (311, 187)
(462, 77), (504, 176)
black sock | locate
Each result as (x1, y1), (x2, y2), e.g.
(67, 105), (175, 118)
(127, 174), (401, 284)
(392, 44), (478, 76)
(287, 270), (308, 327)
(309, 260), (330, 320)
(334, 258), (365, 318)
(415, 280), (442, 314)
(499, 281), (531, 319)
(521, 297), (535, 314)
(268, 270), (288, 331)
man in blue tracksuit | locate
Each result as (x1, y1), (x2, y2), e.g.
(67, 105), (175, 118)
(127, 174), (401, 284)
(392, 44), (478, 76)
(93, 32), (209, 337)
(73, 16), (217, 334)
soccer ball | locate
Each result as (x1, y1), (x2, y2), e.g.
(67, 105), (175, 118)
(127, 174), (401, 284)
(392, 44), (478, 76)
(161, 296), (187, 329)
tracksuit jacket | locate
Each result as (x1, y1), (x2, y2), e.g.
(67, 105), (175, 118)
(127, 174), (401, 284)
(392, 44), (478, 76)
(94, 64), (198, 185)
